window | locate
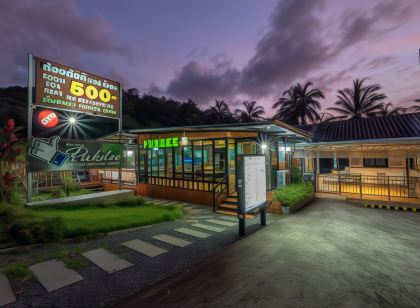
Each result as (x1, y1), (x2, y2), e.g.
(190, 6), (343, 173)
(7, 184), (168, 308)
(183, 146), (192, 179)
(363, 158), (388, 167)
(193, 141), (203, 181)
(203, 140), (213, 181)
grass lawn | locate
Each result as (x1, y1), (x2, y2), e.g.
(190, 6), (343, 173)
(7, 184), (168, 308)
(28, 204), (183, 238)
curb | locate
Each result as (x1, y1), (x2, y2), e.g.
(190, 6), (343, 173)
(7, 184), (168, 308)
(364, 203), (417, 212)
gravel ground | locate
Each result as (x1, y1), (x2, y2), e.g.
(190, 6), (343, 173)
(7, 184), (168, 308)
(1, 200), (278, 307)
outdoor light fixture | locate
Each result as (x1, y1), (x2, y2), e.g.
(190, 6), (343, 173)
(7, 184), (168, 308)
(68, 117), (76, 124)
(261, 143), (268, 150)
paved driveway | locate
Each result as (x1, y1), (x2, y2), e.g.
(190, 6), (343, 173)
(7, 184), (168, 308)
(116, 199), (420, 307)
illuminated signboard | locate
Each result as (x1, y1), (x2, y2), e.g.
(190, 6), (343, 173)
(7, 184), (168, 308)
(28, 137), (122, 172)
(237, 155), (267, 213)
(143, 137), (180, 148)
(34, 57), (120, 119)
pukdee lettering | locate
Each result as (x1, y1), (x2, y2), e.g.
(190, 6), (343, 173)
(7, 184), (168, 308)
(143, 137), (179, 148)
(65, 146), (120, 163)
(28, 138), (122, 172)
(34, 56), (121, 119)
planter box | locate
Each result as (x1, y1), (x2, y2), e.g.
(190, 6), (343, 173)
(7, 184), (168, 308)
(289, 192), (315, 213)
(267, 200), (282, 214)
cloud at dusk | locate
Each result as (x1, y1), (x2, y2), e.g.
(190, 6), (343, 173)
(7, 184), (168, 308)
(1, 0), (420, 114)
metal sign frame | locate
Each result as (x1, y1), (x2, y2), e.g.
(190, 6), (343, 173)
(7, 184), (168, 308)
(236, 154), (267, 236)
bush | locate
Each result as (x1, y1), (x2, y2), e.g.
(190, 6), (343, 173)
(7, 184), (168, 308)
(0, 204), (63, 244)
(290, 165), (302, 184)
(115, 196), (145, 207)
(50, 189), (65, 199)
(8, 216), (63, 244)
(273, 184), (313, 207)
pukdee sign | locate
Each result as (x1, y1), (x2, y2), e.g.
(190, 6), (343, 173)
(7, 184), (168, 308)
(34, 57), (121, 119)
(28, 137), (122, 172)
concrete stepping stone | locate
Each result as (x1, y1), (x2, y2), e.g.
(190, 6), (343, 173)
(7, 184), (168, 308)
(218, 216), (238, 222)
(153, 234), (192, 247)
(82, 248), (133, 274)
(206, 219), (236, 227)
(122, 239), (167, 257)
(189, 209), (211, 214)
(191, 223), (225, 233)
(174, 227), (211, 239)
(29, 259), (84, 293)
(152, 200), (170, 205)
(0, 272), (16, 306)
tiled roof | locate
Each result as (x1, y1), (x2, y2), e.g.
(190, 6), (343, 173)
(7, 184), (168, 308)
(298, 113), (420, 142)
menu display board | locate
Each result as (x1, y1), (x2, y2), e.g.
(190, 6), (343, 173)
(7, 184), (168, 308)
(237, 155), (267, 214)
(34, 57), (120, 118)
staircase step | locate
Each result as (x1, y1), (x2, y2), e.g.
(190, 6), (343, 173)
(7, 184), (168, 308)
(216, 209), (256, 219)
(218, 203), (237, 210)
(224, 197), (238, 204)
(230, 192), (238, 197)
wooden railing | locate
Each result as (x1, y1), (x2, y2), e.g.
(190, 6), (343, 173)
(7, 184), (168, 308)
(318, 174), (420, 200)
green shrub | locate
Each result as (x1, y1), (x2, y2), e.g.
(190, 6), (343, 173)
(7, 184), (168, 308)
(290, 165), (302, 184)
(50, 189), (65, 199)
(63, 176), (76, 197)
(0, 204), (63, 244)
(8, 216), (63, 244)
(1, 263), (32, 279)
(273, 184), (313, 207)
(115, 196), (144, 207)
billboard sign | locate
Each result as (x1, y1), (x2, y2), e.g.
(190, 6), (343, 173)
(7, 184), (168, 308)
(28, 137), (122, 172)
(34, 57), (120, 119)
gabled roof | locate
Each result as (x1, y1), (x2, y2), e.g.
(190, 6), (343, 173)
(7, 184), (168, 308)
(127, 120), (312, 142)
(299, 113), (420, 143)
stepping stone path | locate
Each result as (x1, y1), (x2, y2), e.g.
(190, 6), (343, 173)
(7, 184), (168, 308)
(206, 219), (236, 227)
(175, 227), (211, 239)
(122, 239), (167, 257)
(191, 223), (225, 233)
(82, 248), (133, 274)
(29, 259), (84, 293)
(0, 272), (16, 306)
(153, 234), (192, 247)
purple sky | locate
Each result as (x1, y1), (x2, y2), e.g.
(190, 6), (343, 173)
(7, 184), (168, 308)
(2, 0), (420, 115)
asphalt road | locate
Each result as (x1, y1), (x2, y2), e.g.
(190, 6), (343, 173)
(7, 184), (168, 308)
(116, 199), (420, 307)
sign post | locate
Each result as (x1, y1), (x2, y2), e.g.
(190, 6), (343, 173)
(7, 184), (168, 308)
(26, 54), (35, 203)
(237, 154), (267, 236)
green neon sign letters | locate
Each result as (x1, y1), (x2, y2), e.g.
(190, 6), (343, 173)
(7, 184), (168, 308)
(143, 137), (179, 148)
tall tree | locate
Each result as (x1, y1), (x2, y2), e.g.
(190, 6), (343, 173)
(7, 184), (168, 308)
(273, 82), (324, 125)
(235, 100), (265, 122)
(377, 102), (407, 116)
(328, 78), (386, 120)
(205, 99), (232, 123)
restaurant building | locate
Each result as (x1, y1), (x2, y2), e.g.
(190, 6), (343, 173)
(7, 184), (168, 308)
(30, 113), (420, 212)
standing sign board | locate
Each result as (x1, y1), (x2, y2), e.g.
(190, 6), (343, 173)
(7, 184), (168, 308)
(34, 57), (120, 119)
(237, 154), (267, 236)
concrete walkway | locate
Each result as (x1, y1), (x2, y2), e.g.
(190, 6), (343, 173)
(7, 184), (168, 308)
(116, 199), (420, 307)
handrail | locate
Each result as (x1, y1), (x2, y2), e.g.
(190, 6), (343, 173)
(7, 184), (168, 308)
(212, 175), (228, 212)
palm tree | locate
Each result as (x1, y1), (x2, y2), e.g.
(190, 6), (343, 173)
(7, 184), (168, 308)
(273, 82), (324, 125)
(377, 102), (407, 116)
(327, 78), (386, 120)
(235, 101), (265, 122)
(205, 99), (232, 122)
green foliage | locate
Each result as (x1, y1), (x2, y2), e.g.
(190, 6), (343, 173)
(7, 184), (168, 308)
(273, 184), (313, 207)
(0, 204), (63, 245)
(28, 201), (183, 238)
(290, 165), (302, 184)
(1, 263), (33, 279)
(52, 246), (88, 270)
(63, 176), (76, 197)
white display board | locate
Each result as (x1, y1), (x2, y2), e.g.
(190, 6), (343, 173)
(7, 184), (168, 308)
(243, 156), (266, 211)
